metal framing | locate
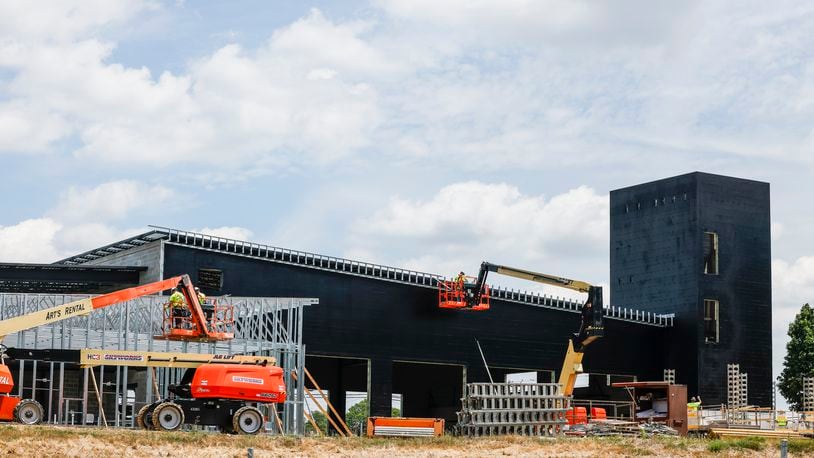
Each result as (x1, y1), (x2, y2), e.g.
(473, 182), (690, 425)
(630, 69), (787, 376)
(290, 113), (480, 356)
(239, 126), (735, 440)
(803, 376), (814, 412)
(0, 292), (313, 434)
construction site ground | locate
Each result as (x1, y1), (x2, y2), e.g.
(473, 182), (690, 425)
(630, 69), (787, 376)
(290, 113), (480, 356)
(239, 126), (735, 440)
(1, 425), (812, 457)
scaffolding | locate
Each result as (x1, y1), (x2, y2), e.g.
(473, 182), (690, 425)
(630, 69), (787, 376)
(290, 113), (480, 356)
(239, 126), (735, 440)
(0, 292), (315, 434)
(726, 364), (750, 423)
(663, 369), (675, 385)
(456, 383), (569, 437)
(804, 376), (814, 413)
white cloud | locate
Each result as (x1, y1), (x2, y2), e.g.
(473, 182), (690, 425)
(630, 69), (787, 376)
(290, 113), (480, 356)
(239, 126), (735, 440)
(195, 226), (254, 241)
(55, 223), (147, 256)
(0, 7), (380, 167)
(0, 0), (152, 43)
(0, 219), (62, 263)
(351, 182), (607, 298)
(376, 0), (695, 47)
(771, 256), (814, 406)
(0, 218), (146, 263)
(0, 101), (71, 153)
(2, 1), (814, 175)
(0, 180), (177, 263)
(49, 180), (175, 223)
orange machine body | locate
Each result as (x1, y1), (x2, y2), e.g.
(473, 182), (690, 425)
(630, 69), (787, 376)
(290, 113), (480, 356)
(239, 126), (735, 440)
(0, 366), (19, 421)
(0, 396), (20, 422)
(0, 365), (14, 395)
(190, 364), (286, 403)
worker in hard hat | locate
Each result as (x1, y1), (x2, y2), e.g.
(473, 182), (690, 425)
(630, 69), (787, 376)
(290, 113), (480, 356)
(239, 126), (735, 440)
(168, 287), (189, 328)
(168, 287), (185, 308)
(196, 287), (214, 323)
(455, 271), (466, 288)
(687, 396), (702, 430)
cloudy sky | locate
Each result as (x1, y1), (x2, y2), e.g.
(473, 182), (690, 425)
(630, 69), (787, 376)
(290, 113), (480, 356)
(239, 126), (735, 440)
(1, 1), (813, 403)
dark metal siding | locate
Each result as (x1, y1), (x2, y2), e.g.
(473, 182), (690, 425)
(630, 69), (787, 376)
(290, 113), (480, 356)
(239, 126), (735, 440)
(162, 243), (666, 415)
(610, 172), (771, 405)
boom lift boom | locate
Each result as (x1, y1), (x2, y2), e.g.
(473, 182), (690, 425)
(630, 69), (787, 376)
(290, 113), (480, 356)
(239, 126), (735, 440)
(0, 274), (232, 342)
(446, 262), (604, 396)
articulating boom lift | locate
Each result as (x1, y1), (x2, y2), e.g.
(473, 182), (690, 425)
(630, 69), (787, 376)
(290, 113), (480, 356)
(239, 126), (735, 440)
(443, 262), (604, 396)
(0, 274), (234, 425)
(80, 349), (285, 434)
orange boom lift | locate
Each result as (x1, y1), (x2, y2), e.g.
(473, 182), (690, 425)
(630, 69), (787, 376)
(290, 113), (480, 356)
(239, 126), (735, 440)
(79, 349), (285, 434)
(0, 274), (234, 425)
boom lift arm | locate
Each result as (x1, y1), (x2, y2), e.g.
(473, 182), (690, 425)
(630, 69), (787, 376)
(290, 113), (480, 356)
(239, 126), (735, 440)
(0, 274), (232, 342)
(469, 262), (604, 396)
(0, 274), (232, 425)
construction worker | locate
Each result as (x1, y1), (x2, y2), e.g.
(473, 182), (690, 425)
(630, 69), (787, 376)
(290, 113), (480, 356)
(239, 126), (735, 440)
(455, 271), (466, 286)
(687, 396), (702, 430)
(197, 287), (214, 323)
(168, 287), (189, 328)
(168, 287), (185, 308)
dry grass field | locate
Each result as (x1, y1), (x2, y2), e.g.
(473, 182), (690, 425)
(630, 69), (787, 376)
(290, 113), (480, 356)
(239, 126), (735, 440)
(0, 425), (811, 457)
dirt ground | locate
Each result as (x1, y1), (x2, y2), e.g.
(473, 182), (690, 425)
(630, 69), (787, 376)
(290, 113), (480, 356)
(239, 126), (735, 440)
(0, 425), (810, 457)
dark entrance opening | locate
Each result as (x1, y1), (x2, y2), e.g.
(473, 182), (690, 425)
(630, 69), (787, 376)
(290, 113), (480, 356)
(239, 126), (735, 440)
(305, 355), (367, 434)
(393, 361), (463, 424)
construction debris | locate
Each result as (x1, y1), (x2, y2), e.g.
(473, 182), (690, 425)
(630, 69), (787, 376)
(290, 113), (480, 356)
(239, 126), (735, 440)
(639, 422), (679, 436)
(566, 421), (678, 437)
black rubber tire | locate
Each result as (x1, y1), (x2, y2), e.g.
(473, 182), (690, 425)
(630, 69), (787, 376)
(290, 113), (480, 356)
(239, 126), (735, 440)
(13, 399), (44, 425)
(232, 406), (264, 435)
(151, 402), (185, 432)
(135, 404), (152, 430)
(146, 402), (161, 430)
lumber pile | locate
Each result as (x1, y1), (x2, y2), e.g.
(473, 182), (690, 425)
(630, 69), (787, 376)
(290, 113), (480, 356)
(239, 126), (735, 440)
(710, 428), (804, 439)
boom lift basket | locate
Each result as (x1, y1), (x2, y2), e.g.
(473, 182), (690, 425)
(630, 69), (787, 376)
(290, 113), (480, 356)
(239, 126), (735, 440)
(438, 278), (490, 311)
(159, 298), (234, 342)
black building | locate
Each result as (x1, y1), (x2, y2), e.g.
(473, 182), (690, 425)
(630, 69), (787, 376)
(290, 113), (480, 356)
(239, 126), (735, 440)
(0, 172), (770, 422)
(54, 228), (669, 421)
(610, 172), (772, 406)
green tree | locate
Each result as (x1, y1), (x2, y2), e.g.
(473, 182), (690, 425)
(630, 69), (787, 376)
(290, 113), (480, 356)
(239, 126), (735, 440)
(345, 399), (401, 435)
(778, 303), (814, 411)
(305, 410), (328, 435)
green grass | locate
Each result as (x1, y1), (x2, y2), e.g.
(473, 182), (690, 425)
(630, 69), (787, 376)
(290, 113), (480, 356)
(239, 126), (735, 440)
(730, 436), (765, 451)
(786, 438), (814, 454)
(707, 439), (729, 453)
(707, 436), (766, 453)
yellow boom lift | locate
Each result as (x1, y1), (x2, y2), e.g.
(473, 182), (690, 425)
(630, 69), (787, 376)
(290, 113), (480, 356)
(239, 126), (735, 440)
(450, 262), (604, 396)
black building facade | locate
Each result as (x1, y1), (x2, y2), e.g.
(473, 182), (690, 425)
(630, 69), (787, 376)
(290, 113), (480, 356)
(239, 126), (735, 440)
(32, 171), (772, 420)
(610, 172), (772, 406)
(56, 229), (670, 421)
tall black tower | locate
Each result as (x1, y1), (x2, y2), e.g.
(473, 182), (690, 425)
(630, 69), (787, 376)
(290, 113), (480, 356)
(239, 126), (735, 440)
(610, 172), (772, 406)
